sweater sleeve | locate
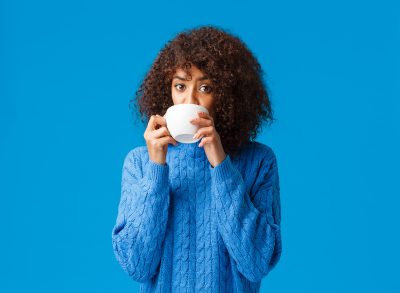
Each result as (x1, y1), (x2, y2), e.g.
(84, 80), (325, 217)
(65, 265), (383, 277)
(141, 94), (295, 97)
(111, 148), (170, 282)
(209, 148), (282, 282)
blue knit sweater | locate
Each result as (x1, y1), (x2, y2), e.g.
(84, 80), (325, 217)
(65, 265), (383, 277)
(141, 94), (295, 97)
(111, 139), (282, 292)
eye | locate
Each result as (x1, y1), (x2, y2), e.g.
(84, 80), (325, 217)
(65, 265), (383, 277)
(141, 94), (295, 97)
(174, 83), (186, 91)
(199, 85), (212, 93)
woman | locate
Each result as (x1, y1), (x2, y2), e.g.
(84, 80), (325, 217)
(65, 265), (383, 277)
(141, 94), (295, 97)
(111, 25), (282, 293)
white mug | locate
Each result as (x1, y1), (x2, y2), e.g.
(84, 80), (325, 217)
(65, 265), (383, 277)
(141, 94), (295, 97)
(164, 104), (209, 144)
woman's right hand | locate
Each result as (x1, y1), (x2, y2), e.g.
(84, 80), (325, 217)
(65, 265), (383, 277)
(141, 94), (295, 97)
(144, 114), (178, 165)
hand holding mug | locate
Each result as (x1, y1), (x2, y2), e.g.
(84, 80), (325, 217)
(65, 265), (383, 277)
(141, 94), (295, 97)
(144, 114), (178, 165)
(190, 111), (226, 168)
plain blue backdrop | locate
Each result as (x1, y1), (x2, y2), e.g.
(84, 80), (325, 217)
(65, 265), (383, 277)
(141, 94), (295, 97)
(1, 0), (399, 292)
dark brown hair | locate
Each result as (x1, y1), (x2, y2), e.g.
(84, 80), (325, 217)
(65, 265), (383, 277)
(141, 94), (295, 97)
(130, 25), (276, 158)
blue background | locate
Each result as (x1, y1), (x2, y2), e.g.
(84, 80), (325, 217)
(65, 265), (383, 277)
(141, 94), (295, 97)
(1, 0), (399, 292)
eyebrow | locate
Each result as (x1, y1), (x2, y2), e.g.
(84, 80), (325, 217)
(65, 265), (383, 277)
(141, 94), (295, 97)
(173, 75), (210, 81)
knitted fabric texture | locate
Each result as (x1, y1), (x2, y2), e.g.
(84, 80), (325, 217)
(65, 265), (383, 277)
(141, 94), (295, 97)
(111, 139), (282, 292)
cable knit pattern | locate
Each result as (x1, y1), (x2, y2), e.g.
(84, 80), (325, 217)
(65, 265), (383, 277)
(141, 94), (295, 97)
(111, 139), (282, 292)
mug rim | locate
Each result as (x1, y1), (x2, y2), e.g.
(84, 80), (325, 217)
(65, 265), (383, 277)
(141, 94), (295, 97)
(166, 103), (209, 112)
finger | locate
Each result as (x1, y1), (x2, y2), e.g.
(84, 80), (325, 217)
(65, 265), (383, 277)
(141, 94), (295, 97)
(154, 114), (168, 129)
(193, 126), (214, 139)
(197, 111), (214, 122)
(151, 136), (177, 149)
(157, 135), (178, 146)
(151, 126), (174, 140)
(198, 136), (212, 147)
(190, 116), (213, 127)
(147, 114), (167, 131)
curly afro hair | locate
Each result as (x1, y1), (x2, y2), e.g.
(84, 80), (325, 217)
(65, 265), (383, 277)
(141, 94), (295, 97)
(130, 25), (276, 158)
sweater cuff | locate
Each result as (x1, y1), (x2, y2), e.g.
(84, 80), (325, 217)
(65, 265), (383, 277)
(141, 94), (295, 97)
(209, 155), (239, 183)
(145, 159), (169, 186)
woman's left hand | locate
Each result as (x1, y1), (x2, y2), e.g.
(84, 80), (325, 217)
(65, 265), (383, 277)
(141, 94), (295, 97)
(190, 111), (226, 168)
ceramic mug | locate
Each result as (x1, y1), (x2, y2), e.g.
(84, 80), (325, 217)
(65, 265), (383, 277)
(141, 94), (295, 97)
(164, 104), (209, 144)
